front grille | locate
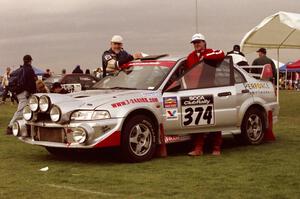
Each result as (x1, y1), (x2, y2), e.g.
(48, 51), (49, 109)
(36, 112), (51, 122)
(36, 127), (65, 143)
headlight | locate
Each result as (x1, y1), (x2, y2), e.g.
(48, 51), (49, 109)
(50, 106), (61, 122)
(23, 105), (33, 121)
(12, 122), (20, 136)
(39, 95), (51, 112)
(70, 110), (110, 121)
(29, 95), (39, 112)
(72, 128), (87, 144)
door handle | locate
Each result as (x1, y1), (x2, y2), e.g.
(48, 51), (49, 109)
(241, 89), (250, 93)
(218, 92), (232, 97)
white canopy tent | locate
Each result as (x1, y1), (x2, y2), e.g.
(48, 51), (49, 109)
(240, 11), (300, 102)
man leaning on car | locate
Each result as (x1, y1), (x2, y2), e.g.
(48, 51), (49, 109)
(186, 33), (225, 156)
(101, 35), (143, 77)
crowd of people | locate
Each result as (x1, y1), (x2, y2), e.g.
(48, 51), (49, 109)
(1, 33), (282, 156)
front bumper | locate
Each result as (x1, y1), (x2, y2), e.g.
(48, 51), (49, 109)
(14, 118), (123, 148)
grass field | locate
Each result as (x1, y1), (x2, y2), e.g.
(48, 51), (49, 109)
(0, 91), (299, 199)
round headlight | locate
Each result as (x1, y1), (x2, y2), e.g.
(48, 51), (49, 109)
(72, 128), (87, 144)
(39, 95), (51, 112)
(12, 122), (20, 136)
(29, 95), (39, 112)
(23, 105), (33, 121)
(50, 106), (61, 122)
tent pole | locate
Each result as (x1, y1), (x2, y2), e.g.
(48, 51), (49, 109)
(277, 48), (280, 103)
(285, 69), (287, 89)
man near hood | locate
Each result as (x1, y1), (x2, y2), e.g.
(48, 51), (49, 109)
(102, 35), (142, 77)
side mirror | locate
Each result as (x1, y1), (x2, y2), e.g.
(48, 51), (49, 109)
(261, 64), (273, 80)
(165, 81), (181, 92)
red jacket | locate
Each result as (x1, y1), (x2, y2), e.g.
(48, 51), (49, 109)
(186, 48), (225, 69)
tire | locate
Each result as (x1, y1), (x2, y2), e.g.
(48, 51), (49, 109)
(238, 108), (266, 145)
(120, 114), (156, 162)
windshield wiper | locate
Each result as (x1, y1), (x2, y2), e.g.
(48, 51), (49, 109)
(110, 87), (137, 90)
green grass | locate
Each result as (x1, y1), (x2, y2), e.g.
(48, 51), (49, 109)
(0, 91), (299, 199)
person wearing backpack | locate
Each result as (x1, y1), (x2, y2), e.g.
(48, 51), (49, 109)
(6, 55), (37, 135)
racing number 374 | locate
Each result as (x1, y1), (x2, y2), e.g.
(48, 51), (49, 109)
(183, 105), (213, 126)
(181, 95), (215, 127)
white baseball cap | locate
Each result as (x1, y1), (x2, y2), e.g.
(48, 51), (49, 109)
(191, 33), (206, 43)
(111, 35), (123, 43)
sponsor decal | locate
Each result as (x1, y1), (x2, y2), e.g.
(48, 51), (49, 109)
(245, 82), (270, 89)
(164, 135), (191, 144)
(111, 97), (158, 108)
(163, 97), (178, 108)
(104, 54), (112, 60)
(181, 95), (215, 127)
(165, 109), (178, 120)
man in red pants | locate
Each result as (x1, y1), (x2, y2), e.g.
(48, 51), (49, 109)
(186, 33), (224, 156)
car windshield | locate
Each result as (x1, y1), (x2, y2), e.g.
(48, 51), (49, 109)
(93, 65), (171, 90)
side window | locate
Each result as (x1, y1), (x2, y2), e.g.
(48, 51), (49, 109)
(179, 58), (231, 90)
(164, 61), (187, 89)
(234, 68), (246, 84)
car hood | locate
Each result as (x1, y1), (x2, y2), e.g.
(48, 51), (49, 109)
(39, 89), (160, 111)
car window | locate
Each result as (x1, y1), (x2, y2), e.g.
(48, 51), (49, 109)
(234, 68), (246, 84)
(178, 58), (232, 90)
(164, 60), (187, 89)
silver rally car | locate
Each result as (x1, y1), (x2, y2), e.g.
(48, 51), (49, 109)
(13, 55), (279, 162)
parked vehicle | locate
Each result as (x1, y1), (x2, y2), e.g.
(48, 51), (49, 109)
(44, 74), (99, 93)
(13, 55), (279, 162)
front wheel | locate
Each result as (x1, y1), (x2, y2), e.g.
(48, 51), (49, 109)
(121, 115), (156, 162)
(239, 108), (266, 145)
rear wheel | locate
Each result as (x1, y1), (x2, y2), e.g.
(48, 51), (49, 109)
(238, 108), (266, 145)
(121, 115), (156, 162)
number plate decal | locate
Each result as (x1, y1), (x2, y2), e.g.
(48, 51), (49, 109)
(181, 95), (215, 126)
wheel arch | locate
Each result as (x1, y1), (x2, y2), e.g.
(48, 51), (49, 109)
(121, 108), (160, 143)
(241, 103), (268, 128)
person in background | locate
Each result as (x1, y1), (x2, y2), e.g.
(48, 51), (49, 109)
(1, 67), (11, 103)
(36, 79), (49, 93)
(72, 65), (83, 74)
(226, 45), (249, 67)
(186, 33), (225, 156)
(6, 55), (36, 135)
(85, 69), (90, 74)
(94, 67), (102, 78)
(42, 69), (52, 79)
(102, 35), (143, 77)
(227, 44), (245, 57)
(252, 48), (277, 84)
(50, 82), (68, 94)
(62, 69), (66, 75)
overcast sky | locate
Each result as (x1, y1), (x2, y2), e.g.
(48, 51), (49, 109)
(0, 0), (299, 73)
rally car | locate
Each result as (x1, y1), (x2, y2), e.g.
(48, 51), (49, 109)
(12, 55), (279, 162)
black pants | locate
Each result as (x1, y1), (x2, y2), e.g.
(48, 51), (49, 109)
(2, 87), (17, 103)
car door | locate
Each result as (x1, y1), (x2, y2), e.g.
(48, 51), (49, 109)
(162, 57), (238, 135)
